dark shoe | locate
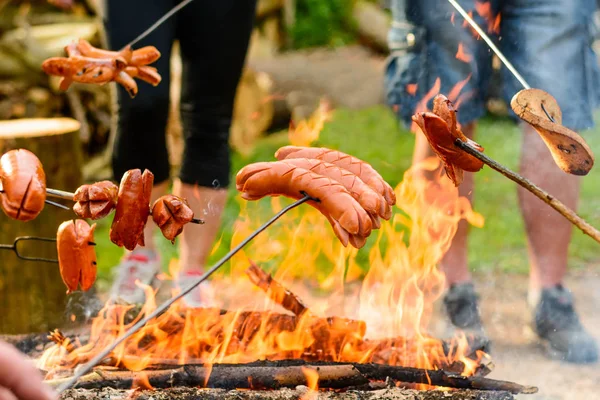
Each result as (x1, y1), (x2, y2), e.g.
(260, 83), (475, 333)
(443, 282), (491, 354)
(534, 284), (598, 364)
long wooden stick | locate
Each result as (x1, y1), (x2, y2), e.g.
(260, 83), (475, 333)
(45, 360), (537, 394)
(455, 139), (600, 244)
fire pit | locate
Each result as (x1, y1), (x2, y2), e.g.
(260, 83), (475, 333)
(3, 158), (536, 400)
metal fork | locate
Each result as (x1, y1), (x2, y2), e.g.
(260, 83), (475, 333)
(0, 236), (58, 263)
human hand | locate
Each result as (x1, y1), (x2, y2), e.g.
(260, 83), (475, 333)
(0, 341), (56, 400)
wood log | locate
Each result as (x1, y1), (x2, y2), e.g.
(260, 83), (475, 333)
(245, 260), (308, 316)
(352, 0), (391, 52)
(45, 360), (535, 394)
(0, 117), (83, 334)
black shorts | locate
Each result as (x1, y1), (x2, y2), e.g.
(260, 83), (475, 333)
(104, 0), (256, 188)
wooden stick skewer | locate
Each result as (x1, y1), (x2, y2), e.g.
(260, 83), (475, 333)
(455, 139), (600, 244)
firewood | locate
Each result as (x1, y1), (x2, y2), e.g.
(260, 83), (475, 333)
(352, 0), (391, 52)
(45, 360), (537, 394)
(245, 260), (309, 316)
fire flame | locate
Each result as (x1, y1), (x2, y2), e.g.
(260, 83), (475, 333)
(38, 155), (486, 385)
(288, 99), (333, 146)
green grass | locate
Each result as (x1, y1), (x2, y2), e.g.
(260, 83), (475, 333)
(94, 105), (600, 283)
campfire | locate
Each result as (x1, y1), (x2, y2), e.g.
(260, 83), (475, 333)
(19, 157), (536, 400)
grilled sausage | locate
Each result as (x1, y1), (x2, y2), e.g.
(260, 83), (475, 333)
(275, 146), (396, 206)
(0, 149), (46, 221)
(236, 161), (372, 248)
(73, 180), (119, 220)
(109, 169), (154, 251)
(130, 46), (161, 66)
(151, 195), (194, 243)
(57, 219), (97, 294)
(75, 39), (133, 64)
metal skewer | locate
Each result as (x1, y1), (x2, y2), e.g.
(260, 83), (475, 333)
(0, 236), (58, 263)
(447, 0), (531, 90)
(45, 187), (205, 224)
(55, 193), (315, 394)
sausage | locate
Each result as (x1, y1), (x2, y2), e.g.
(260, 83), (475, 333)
(0, 149), (46, 222)
(280, 158), (391, 222)
(130, 46), (161, 66)
(76, 39), (133, 65)
(124, 66), (162, 86)
(41, 56), (123, 85)
(411, 95), (484, 186)
(109, 169), (154, 251)
(275, 146), (396, 206)
(114, 70), (139, 97)
(57, 219), (97, 294)
(73, 180), (119, 220)
(151, 195), (194, 243)
(236, 161), (372, 248)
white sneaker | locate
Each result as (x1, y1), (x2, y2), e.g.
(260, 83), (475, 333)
(175, 270), (215, 308)
(109, 249), (161, 304)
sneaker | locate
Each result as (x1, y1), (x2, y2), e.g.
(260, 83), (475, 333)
(109, 249), (161, 304)
(533, 284), (598, 364)
(175, 270), (215, 308)
(443, 282), (491, 354)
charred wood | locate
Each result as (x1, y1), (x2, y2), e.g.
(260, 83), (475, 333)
(46, 360), (535, 394)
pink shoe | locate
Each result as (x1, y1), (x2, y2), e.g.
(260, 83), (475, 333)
(175, 270), (215, 308)
(109, 249), (161, 304)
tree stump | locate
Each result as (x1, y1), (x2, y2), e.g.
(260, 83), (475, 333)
(0, 117), (82, 334)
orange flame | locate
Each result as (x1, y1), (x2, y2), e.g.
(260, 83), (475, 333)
(455, 43), (472, 63)
(301, 367), (319, 400)
(289, 99), (333, 147)
(406, 84), (418, 96)
(38, 157), (486, 390)
(474, 1), (501, 34)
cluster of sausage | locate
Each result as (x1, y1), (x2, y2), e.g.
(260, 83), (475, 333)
(236, 146), (396, 249)
(41, 39), (161, 98)
(0, 149), (195, 294)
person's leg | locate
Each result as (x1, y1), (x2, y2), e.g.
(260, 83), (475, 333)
(104, 0), (175, 303)
(501, 0), (599, 362)
(385, 0), (496, 347)
(412, 123), (476, 285)
(173, 0), (256, 305)
(518, 125), (579, 299)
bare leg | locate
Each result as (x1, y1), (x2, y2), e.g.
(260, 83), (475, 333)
(413, 123), (476, 286)
(517, 125), (580, 305)
(173, 180), (228, 272)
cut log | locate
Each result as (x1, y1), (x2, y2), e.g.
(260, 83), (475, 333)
(246, 260), (309, 316)
(352, 0), (391, 52)
(0, 117), (83, 334)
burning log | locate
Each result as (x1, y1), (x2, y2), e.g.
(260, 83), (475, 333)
(45, 360), (537, 395)
(246, 260), (309, 316)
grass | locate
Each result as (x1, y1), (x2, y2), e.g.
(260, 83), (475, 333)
(94, 105), (600, 283)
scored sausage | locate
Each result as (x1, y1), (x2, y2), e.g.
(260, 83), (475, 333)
(151, 195), (194, 243)
(57, 219), (97, 294)
(274, 146), (396, 206)
(280, 158), (391, 224)
(110, 169), (154, 251)
(73, 180), (119, 220)
(236, 161), (372, 248)
(0, 149), (46, 222)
